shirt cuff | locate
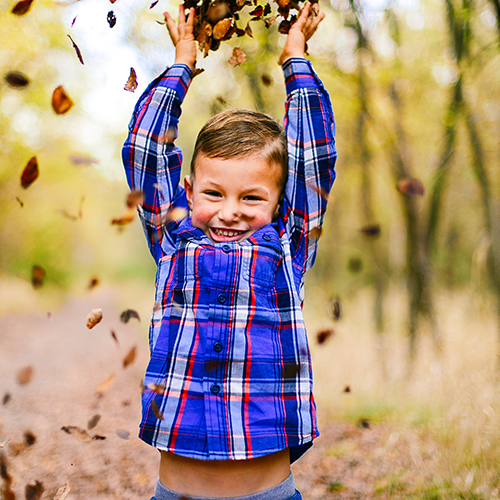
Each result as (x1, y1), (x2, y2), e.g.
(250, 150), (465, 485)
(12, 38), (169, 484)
(283, 58), (318, 95)
(157, 64), (193, 102)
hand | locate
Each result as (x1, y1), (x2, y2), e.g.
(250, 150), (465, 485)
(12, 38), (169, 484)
(165, 5), (197, 71)
(278, 1), (325, 65)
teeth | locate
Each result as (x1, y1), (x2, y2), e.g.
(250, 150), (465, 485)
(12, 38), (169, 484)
(214, 228), (242, 237)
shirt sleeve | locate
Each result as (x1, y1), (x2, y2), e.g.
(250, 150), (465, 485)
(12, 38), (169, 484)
(280, 58), (337, 278)
(122, 64), (193, 263)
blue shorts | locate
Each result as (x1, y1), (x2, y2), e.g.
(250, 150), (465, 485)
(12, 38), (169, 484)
(150, 472), (302, 500)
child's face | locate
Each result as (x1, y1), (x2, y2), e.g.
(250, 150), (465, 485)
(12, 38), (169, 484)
(184, 155), (282, 243)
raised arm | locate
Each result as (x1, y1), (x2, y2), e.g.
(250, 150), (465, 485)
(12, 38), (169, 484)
(279, 5), (337, 276)
(121, 6), (195, 263)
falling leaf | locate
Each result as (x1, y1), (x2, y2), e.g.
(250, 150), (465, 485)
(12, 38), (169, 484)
(96, 374), (115, 393)
(69, 154), (99, 166)
(126, 190), (144, 209)
(348, 256), (362, 273)
(61, 426), (92, 442)
(213, 18), (232, 39)
(283, 362), (300, 378)
(53, 483), (71, 500)
(316, 328), (334, 345)
(17, 365), (34, 385)
(397, 178), (425, 197)
(330, 298), (343, 321)
(111, 208), (135, 226)
(358, 418), (370, 429)
(151, 400), (164, 420)
(124, 67), (138, 92)
(87, 414), (101, 430)
(261, 74), (272, 86)
(5, 71), (30, 88)
(110, 330), (119, 345)
(149, 0), (159, 7)
(2, 393), (11, 405)
(9, 440), (27, 456)
(116, 429), (130, 440)
(123, 346), (137, 369)
(309, 226), (322, 240)
(155, 206), (188, 227)
(11, 0), (34, 15)
(24, 431), (36, 447)
(359, 224), (381, 238)
(244, 21), (253, 37)
(120, 309), (140, 323)
(71, 15), (77, 26)
(25, 480), (44, 500)
(249, 5), (263, 16)
(107, 10), (116, 27)
(87, 277), (99, 290)
(343, 385), (351, 393)
(52, 85), (73, 114)
(67, 34), (84, 64)
(31, 265), (45, 289)
(228, 47), (246, 66)
(192, 67), (205, 78)
(109, 0), (116, 3)
(21, 156), (39, 189)
(92, 434), (106, 440)
(14, 196), (24, 207)
(86, 308), (103, 329)
(147, 383), (164, 394)
(263, 14), (278, 28)
(204, 360), (222, 372)
(1, 485), (15, 500)
(307, 183), (329, 201)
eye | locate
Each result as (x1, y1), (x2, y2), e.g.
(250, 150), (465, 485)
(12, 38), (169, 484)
(205, 190), (222, 197)
(244, 195), (263, 201)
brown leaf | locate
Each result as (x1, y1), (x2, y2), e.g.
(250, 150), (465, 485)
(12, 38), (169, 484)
(213, 18), (232, 40)
(1, 484), (16, 500)
(96, 374), (115, 393)
(126, 189), (144, 208)
(123, 346), (137, 369)
(244, 21), (253, 37)
(14, 196), (24, 207)
(107, 10), (116, 27)
(87, 414), (101, 430)
(69, 154), (99, 166)
(2, 393), (12, 405)
(358, 418), (370, 429)
(17, 366), (34, 385)
(111, 208), (135, 226)
(283, 362), (300, 378)
(21, 156), (39, 189)
(316, 328), (334, 345)
(207, 2), (230, 23)
(110, 330), (119, 345)
(397, 178), (425, 197)
(228, 47), (246, 66)
(24, 431), (36, 447)
(31, 265), (45, 289)
(307, 183), (329, 201)
(330, 298), (343, 321)
(359, 223), (381, 238)
(309, 226), (322, 240)
(25, 480), (44, 500)
(52, 85), (73, 115)
(61, 426), (92, 442)
(261, 74), (272, 86)
(151, 400), (164, 420)
(263, 14), (277, 28)
(343, 385), (351, 393)
(87, 277), (99, 290)
(86, 308), (103, 329)
(116, 429), (130, 440)
(53, 483), (71, 500)
(249, 5), (263, 16)
(149, 0), (159, 7)
(5, 71), (30, 88)
(67, 34), (84, 65)
(120, 309), (140, 323)
(147, 383), (165, 394)
(124, 67), (138, 92)
(11, 0), (34, 15)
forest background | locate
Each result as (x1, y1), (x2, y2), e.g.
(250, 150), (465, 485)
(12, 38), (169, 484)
(2, 0), (500, 498)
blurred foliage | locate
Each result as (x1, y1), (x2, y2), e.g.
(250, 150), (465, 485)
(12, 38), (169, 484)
(1, 0), (500, 310)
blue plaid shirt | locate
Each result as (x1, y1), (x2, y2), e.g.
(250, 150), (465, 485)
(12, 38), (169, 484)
(122, 58), (337, 462)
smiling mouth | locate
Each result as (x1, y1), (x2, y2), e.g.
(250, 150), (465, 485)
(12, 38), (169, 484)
(210, 227), (248, 241)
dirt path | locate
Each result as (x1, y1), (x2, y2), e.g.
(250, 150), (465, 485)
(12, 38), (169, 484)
(0, 292), (433, 499)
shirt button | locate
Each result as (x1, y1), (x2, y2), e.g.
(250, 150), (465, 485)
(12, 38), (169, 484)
(213, 341), (223, 353)
(210, 384), (220, 395)
(217, 293), (227, 304)
(262, 234), (271, 241)
(222, 244), (231, 253)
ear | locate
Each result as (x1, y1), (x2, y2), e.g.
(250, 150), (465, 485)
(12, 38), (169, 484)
(184, 175), (194, 210)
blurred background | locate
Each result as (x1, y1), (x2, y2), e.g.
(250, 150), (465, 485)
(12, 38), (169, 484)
(2, 0), (500, 496)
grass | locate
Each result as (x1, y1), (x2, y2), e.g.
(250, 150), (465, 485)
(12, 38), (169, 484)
(303, 285), (500, 499)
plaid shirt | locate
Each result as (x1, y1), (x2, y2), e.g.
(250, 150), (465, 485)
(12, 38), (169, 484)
(122, 59), (337, 462)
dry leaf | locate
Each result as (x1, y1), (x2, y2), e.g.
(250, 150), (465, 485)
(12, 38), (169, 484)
(150, 0), (159, 7)
(86, 308), (103, 329)
(52, 86), (73, 114)
(87, 277), (99, 290)
(21, 156), (39, 189)
(343, 385), (351, 393)
(309, 226), (322, 240)
(283, 362), (300, 378)
(116, 429), (130, 440)
(61, 426), (92, 442)
(316, 328), (334, 345)
(69, 154), (99, 166)
(123, 346), (137, 369)
(71, 15), (77, 26)
(151, 400), (164, 420)
(96, 374), (115, 393)
(228, 47), (246, 66)
(111, 208), (135, 225)
(330, 298), (343, 321)
(107, 10), (116, 27)
(397, 178), (425, 197)
(17, 365), (34, 385)
(53, 483), (71, 500)
(25, 481), (44, 500)
(14, 196), (24, 207)
(5, 71), (29, 88)
(1, 484), (15, 500)
(31, 265), (45, 289)
(126, 189), (144, 208)
(11, 0), (34, 15)
(67, 34), (84, 64)
(24, 431), (36, 447)
(146, 383), (164, 394)
(359, 224), (381, 238)
(110, 330), (119, 345)
(120, 309), (140, 323)
(261, 74), (272, 86)
(2, 393), (11, 405)
(124, 67), (138, 92)
(87, 414), (101, 430)
(213, 18), (232, 39)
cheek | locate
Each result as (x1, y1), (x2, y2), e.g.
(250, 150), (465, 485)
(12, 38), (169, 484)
(191, 203), (214, 227)
(249, 209), (275, 229)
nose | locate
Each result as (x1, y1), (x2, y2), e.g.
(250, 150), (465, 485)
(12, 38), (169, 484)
(218, 199), (240, 223)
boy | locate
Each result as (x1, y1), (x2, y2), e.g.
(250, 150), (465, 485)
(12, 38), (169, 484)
(122, 3), (337, 499)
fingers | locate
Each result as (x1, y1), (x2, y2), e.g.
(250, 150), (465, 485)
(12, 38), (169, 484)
(165, 11), (179, 46)
(297, 1), (325, 42)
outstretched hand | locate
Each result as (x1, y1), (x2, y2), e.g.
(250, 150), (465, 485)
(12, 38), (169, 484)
(164, 5), (197, 71)
(278, 1), (325, 65)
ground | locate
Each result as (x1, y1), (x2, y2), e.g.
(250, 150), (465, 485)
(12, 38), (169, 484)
(0, 290), (435, 500)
